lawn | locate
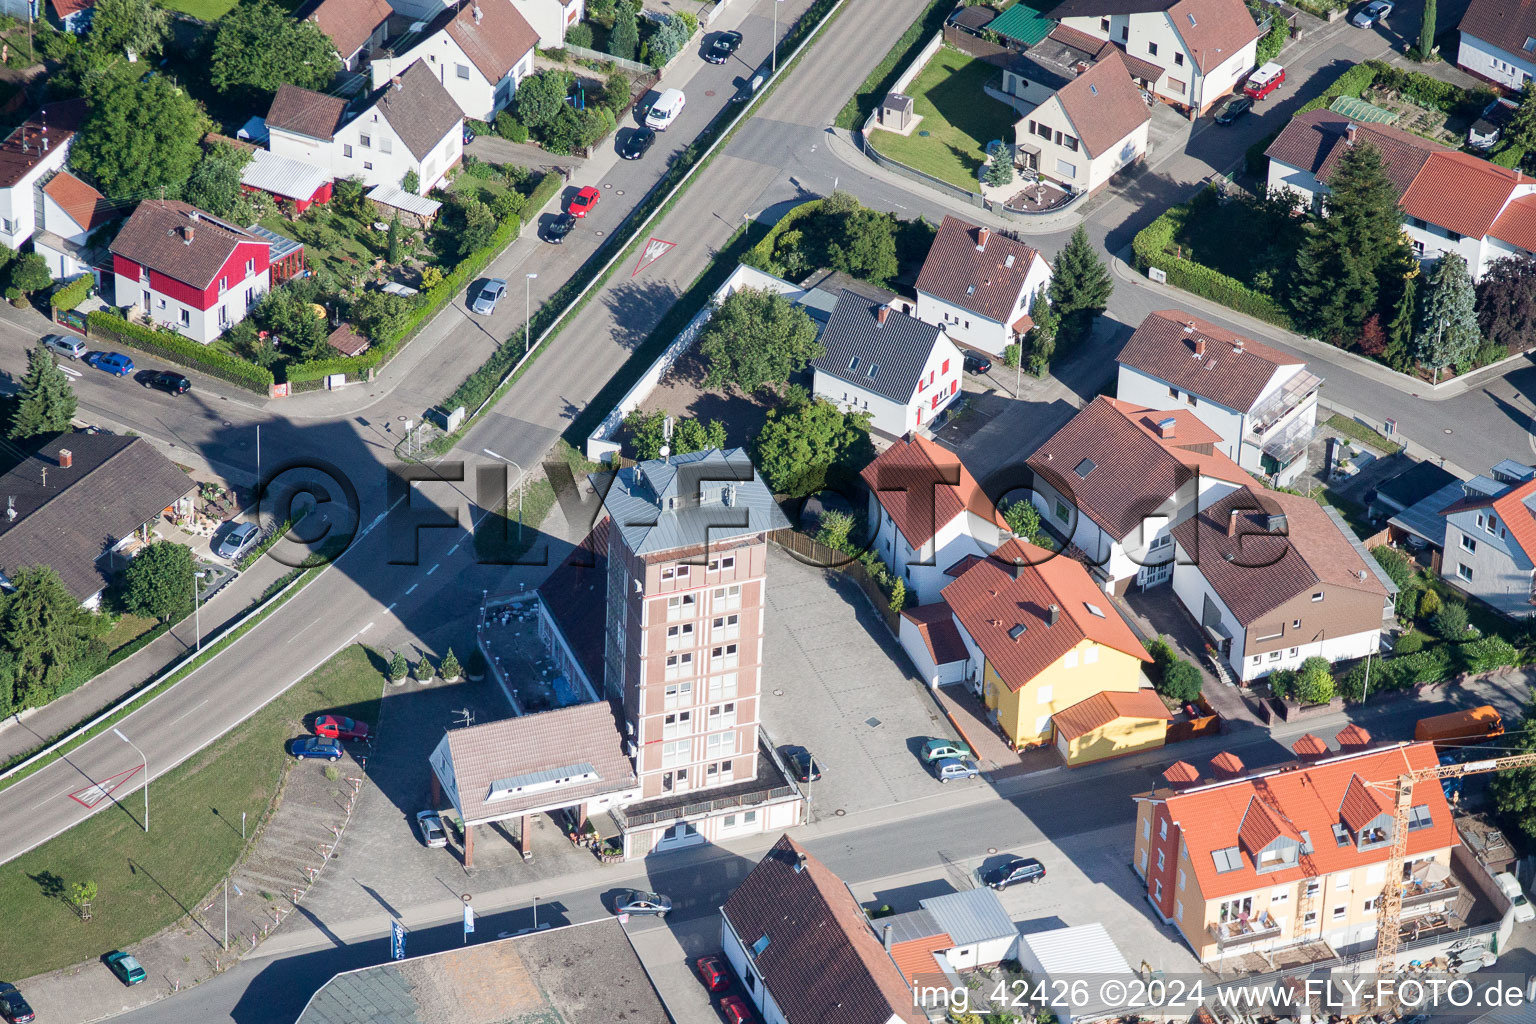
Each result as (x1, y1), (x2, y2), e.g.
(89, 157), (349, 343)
(0, 645), (385, 980)
(260, 205), (386, 288)
(870, 46), (1018, 192)
(475, 439), (601, 564)
(103, 613), (161, 655)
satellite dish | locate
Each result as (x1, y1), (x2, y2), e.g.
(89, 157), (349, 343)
(658, 445), (670, 458)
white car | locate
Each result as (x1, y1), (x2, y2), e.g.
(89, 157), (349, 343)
(1351, 0), (1392, 27)
(415, 810), (448, 848)
(645, 88), (686, 131)
(1495, 872), (1534, 923)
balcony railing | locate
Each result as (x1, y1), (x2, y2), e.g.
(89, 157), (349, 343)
(1248, 371), (1324, 437)
(1210, 910), (1283, 948)
(1401, 876), (1461, 909)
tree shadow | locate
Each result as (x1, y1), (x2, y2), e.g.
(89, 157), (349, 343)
(28, 870), (65, 904)
(600, 279), (685, 352)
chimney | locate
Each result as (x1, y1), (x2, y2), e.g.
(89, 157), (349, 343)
(793, 851), (807, 873)
(1156, 416), (1176, 439)
(392, 75), (403, 91)
(1047, 603), (1060, 627)
(1345, 123), (1357, 145)
(1227, 507), (1242, 538)
(1232, 340), (1243, 354)
(182, 224), (195, 244)
(883, 925), (893, 951)
(58, 448), (72, 469)
(472, 3), (482, 20)
(876, 305), (890, 325)
(975, 227), (990, 252)
(1193, 337), (1206, 358)
(1011, 556), (1025, 580)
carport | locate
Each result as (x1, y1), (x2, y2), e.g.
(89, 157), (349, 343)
(427, 701), (638, 867)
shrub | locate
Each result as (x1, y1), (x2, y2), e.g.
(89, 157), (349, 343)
(50, 276), (92, 312)
(1393, 630), (1427, 655)
(1432, 601), (1469, 640)
(1492, 143), (1527, 169)
(440, 647), (462, 680)
(1459, 635), (1519, 674)
(388, 650), (408, 680)
(816, 509), (855, 551)
(1417, 588), (1442, 619)
(1161, 659), (1203, 703)
(1131, 201), (1293, 329)
(1298, 62), (1379, 115)
(1294, 656), (1336, 704)
(496, 112), (529, 143)
(566, 21), (593, 47)
(1268, 668), (1298, 699)
(86, 311), (275, 393)
(888, 577), (906, 613)
(412, 655), (433, 680)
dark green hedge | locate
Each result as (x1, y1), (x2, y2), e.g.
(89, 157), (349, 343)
(86, 311), (276, 393)
(1131, 199), (1293, 329)
(50, 276), (92, 312)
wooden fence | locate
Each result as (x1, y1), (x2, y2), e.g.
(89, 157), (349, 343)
(769, 529), (901, 635)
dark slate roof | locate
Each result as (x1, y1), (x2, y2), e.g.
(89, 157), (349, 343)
(0, 434), (194, 601)
(370, 59), (463, 161)
(950, 4), (996, 30)
(266, 84), (350, 141)
(1374, 460), (1458, 514)
(812, 290), (946, 404)
(1388, 479), (1465, 549)
(110, 201), (267, 291)
(596, 448), (790, 555)
(1048, 0), (1175, 15)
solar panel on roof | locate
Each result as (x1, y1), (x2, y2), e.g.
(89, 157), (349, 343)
(1008, 623), (1026, 640)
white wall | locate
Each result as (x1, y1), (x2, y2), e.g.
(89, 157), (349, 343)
(268, 128), (338, 175)
(371, 36), (531, 121)
(34, 235), (92, 282)
(1115, 364), (1247, 462)
(113, 268), (268, 345)
(899, 613), (968, 687)
(1171, 553), (1249, 676)
(331, 104), (463, 192)
(870, 490), (1003, 605)
(511, 0), (583, 48)
(1442, 515), (1536, 618)
(0, 143), (69, 249)
(915, 255), (1051, 357)
(41, 192), (90, 245)
(721, 914), (791, 1024)
(1458, 33), (1536, 91)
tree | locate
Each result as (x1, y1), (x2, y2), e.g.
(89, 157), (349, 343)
(1159, 659), (1203, 703)
(609, 5), (639, 61)
(826, 208), (898, 285)
(1509, 83), (1536, 153)
(1002, 499), (1042, 543)
(440, 647), (462, 680)
(1294, 656), (1336, 705)
(515, 69), (572, 131)
(648, 13), (690, 63)
(602, 71), (631, 114)
(70, 74), (206, 199)
(753, 395), (872, 497)
(10, 346), (77, 439)
(815, 509), (855, 551)
(888, 577), (906, 613)
(183, 144), (253, 221)
(1256, 16), (1286, 66)
(1357, 313), (1387, 357)
(672, 416), (726, 454)
(122, 540), (194, 622)
(578, 106), (618, 151)
(1385, 268), (1418, 369)
(68, 879), (98, 921)
(457, 197), (495, 259)
(699, 287), (822, 392)
(566, 22), (593, 48)
(1025, 290), (1060, 374)
(210, 0), (340, 99)
(1291, 141), (1412, 343)
(351, 290), (411, 341)
(1414, 251), (1481, 381)
(623, 409), (669, 459)
(412, 655), (433, 681)
(1417, 0), (1437, 58)
(253, 284), (328, 358)
(1432, 601), (1469, 639)
(984, 146), (1014, 187)
(401, 169), (420, 195)
(1492, 692), (1536, 839)
(388, 650), (408, 680)
(387, 217), (404, 265)
(1370, 544), (1417, 616)
(0, 566), (101, 707)
(1048, 225), (1111, 341)
(90, 0), (169, 58)
(9, 253), (52, 296)
(1477, 255), (1536, 353)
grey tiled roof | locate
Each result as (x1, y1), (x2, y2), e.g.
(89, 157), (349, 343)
(598, 448), (790, 555)
(371, 60), (463, 161)
(812, 289), (945, 404)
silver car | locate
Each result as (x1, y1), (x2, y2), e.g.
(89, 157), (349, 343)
(416, 810), (448, 848)
(1351, 0), (1391, 27)
(42, 333), (86, 360)
(934, 757), (981, 782)
(471, 279), (506, 314)
(215, 521), (262, 561)
(614, 889), (672, 918)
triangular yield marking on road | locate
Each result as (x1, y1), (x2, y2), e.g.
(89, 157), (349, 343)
(631, 237), (677, 278)
(69, 764), (143, 808)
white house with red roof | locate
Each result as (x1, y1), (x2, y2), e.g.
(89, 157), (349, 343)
(369, 0), (538, 122)
(1456, 0), (1536, 91)
(34, 170), (112, 281)
(1437, 460), (1536, 618)
(1266, 110), (1536, 282)
(1010, 47), (1151, 197)
(914, 216), (1052, 358)
(1115, 310), (1321, 485)
(860, 434), (1009, 605)
(110, 201), (272, 344)
(1133, 740), (1462, 964)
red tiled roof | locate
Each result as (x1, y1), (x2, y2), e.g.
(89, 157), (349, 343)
(1458, 0), (1536, 62)
(1164, 743), (1457, 901)
(1052, 50), (1150, 159)
(1292, 733), (1329, 758)
(1104, 397), (1224, 447)
(1449, 479), (1536, 562)
(109, 201), (266, 291)
(49, 0), (94, 18)
(1164, 760), (1200, 784)
(915, 215), (1043, 324)
(1338, 773), (1391, 832)
(1400, 150), (1531, 240)
(295, 0), (392, 58)
(1490, 195), (1536, 253)
(945, 553), (985, 577)
(1238, 793), (1298, 852)
(1210, 751), (1244, 776)
(0, 99), (86, 189)
(901, 602), (969, 666)
(1166, 0), (1262, 74)
(889, 933), (953, 984)
(266, 84), (350, 141)
(860, 434), (1007, 550)
(43, 171), (111, 233)
(1116, 310), (1299, 413)
(941, 538), (1152, 692)
(1336, 723), (1373, 749)
(722, 836), (925, 1024)
(1052, 688), (1170, 741)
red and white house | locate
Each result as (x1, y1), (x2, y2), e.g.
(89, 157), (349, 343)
(110, 201), (271, 344)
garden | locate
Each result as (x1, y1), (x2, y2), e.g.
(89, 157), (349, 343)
(558, 0), (696, 69)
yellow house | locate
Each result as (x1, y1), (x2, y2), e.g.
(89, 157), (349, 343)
(942, 539), (1160, 762)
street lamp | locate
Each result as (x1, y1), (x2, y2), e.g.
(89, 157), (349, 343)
(482, 449), (527, 544)
(113, 728), (148, 833)
(192, 563), (201, 653)
(524, 273), (538, 356)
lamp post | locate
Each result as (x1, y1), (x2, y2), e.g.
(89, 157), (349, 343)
(482, 449), (527, 544)
(113, 728), (148, 833)
(192, 562), (201, 653)
(524, 273), (538, 356)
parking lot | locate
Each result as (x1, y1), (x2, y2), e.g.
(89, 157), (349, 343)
(760, 546), (967, 822)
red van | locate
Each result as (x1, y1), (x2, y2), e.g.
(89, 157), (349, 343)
(1243, 62), (1285, 99)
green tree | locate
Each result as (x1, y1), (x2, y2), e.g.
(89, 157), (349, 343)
(401, 169), (420, 195)
(183, 144), (253, 221)
(647, 13), (690, 63)
(122, 540), (194, 622)
(753, 395), (872, 496)
(0, 566), (100, 706)
(623, 409), (669, 459)
(609, 5), (639, 61)
(672, 417), (727, 454)
(888, 577), (906, 613)
(412, 655), (433, 680)
(602, 71), (631, 113)
(1370, 544), (1417, 616)
(540, 104), (585, 154)
(1385, 268), (1418, 370)
(1026, 290), (1060, 374)
(815, 509), (855, 551)
(9, 253), (51, 296)
(210, 0), (340, 99)
(826, 208), (898, 285)
(1294, 656), (1336, 705)
(388, 649), (408, 680)
(351, 290), (411, 341)
(457, 197), (495, 259)
(1491, 691), (1536, 839)
(699, 287), (822, 392)
(1048, 225), (1111, 341)
(90, 0), (170, 59)
(1159, 659), (1203, 703)
(1509, 82), (1536, 152)
(1417, 0), (1437, 60)
(984, 146), (1014, 187)
(1432, 601), (1469, 639)
(253, 284), (328, 358)
(387, 217), (404, 264)
(1002, 499), (1042, 543)
(1414, 252), (1481, 381)
(566, 22), (593, 47)
(1256, 16), (1286, 66)
(516, 69), (572, 130)
(440, 647), (462, 679)
(1002, 343), (1021, 368)
(70, 74), (206, 199)
(10, 346), (77, 439)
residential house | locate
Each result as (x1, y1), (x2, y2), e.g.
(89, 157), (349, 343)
(860, 434), (1009, 605)
(110, 201), (272, 344)
(296, 0), (394, 70)
(1006, 42), (1152, 196)
(720, 835), (926, 1024)
(810, 290), (964, 438)
(1115, 310), (1322, 485)
(913, 215), (1052, 358)
(1132, 741), (1461, 964)
(1265, 110), (1536, 281)
(1170, 487), (1395, 681)
(1045, 0), (1261, 114)
(882, 888), (1019, 992)
(34, 170), (112, 282)
(240, 149), (335, 214)
(0, 99), (86, 251)
(939, 537), (1156, 757)
(510, 0), (585, 49)
(1025, 395), (1250, 594)
(1373, 459), (1459, 568)
(0, 434), (195, 608)
(368, 0), (538, 122)
(1456, 0), (1536, 91)
(1437, 461), (1536, 618)
(267, 59), (465, 193)
(46, 0), (93, 32)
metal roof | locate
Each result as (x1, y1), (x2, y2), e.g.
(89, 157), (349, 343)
(1326, 505), (1398, 597)
(919, 889), (1015, 946)
(812, 289), (947, 404)
(241, 149), (332, 201)
(880, 908), (945, 944)
(597, 448), (790, 556)
(988, 2), (1056, 44)
(1388, 479), (1467, 548)
(1020, 922), (1133, 977)
(245, 223), (303, 263)
(366, 184), (442, 218)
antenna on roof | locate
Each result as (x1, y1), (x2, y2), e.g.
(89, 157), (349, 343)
(453, 707), (475, 728)
(5, 496), (13, 521)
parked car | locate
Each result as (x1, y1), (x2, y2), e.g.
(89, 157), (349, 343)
(1495, 872), (1535, 923)
(704, 30), (742, 64)
(618, 127), (655, 160)
(41, 333), (86, 360)
(614, 889), (672, 917)
(1351, 0), (1391, 26)
(0, 983), (34, 1024)
(783, 746), (821, 782)
(288, 736), (343, 761)
(962, 352), (991, 375)
(1214, 95), (1253, 125)
(104, 951), (146, 986)
(920, 738), (974, 763)
(544, 212), (577, 244)
(933, 756), (980, 782)
(1242, 62), (1284, 99)
(86, 351), (134, 376)
(569, 186), (601, 217)
(645, 88), (687, 131)
(720, 995), (754, 1024)
(215, 521), (263, 561)
(415, 809), (448, 848)
(472, 278), (506, 314)
(696, 954), (731, 992)
(983, 856), (1046, 890)
(462, 122), (476, 145)
(314, 714), (369, 741)
(137, 370), (191, 395)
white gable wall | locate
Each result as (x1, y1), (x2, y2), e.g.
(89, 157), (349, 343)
(1457, 33), (1536, 91)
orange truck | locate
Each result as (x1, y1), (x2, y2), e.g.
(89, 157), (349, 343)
(1415, 706), (1504, 748)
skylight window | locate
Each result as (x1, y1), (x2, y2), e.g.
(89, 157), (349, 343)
(751, 934), (771, 956)
(1008, 623), (1027, 640)
(1089, 84), (1098, 95)
(1084, 602), (1106, 618)
(966, 284), (976, 295)
(1186, 12), (1196, 25)
(1525, 36), (1536, 53)
(1004, 254), (1015, 268)
(1074, 457), (1096, 479)
(1211, 846), (1242, 873)
(866, 364), (879, 379)
(848, 356), (859, 372)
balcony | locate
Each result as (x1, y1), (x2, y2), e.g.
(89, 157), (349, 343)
(1401, 866), (1460, 910)
(1247, 370), (1324, 438)
(1209, 910), (1283, 948)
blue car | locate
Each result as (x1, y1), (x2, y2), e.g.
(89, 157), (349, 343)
(289, 736), (343, 762)
(87, 351), (135, 376)
(104, 951), (145, 987)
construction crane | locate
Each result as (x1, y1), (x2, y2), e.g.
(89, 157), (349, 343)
(1372, 750), (1536, 975)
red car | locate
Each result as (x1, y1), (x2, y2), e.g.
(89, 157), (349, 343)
(720, 995), (754, 1024)
(696, 955), (730, 992)
(569, 185), (601, 217)
(315, 715), (370, 741)
(1242, 61), (1285, 100)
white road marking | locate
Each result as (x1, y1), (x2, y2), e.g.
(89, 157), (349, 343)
(361, 622), (374, 633)
(168, 698), (209, 727)
(448, 542), (460, 555)
(405, 584), (418, 595)
(58, 366), (82, 378)
(427, 564), (439, 576)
